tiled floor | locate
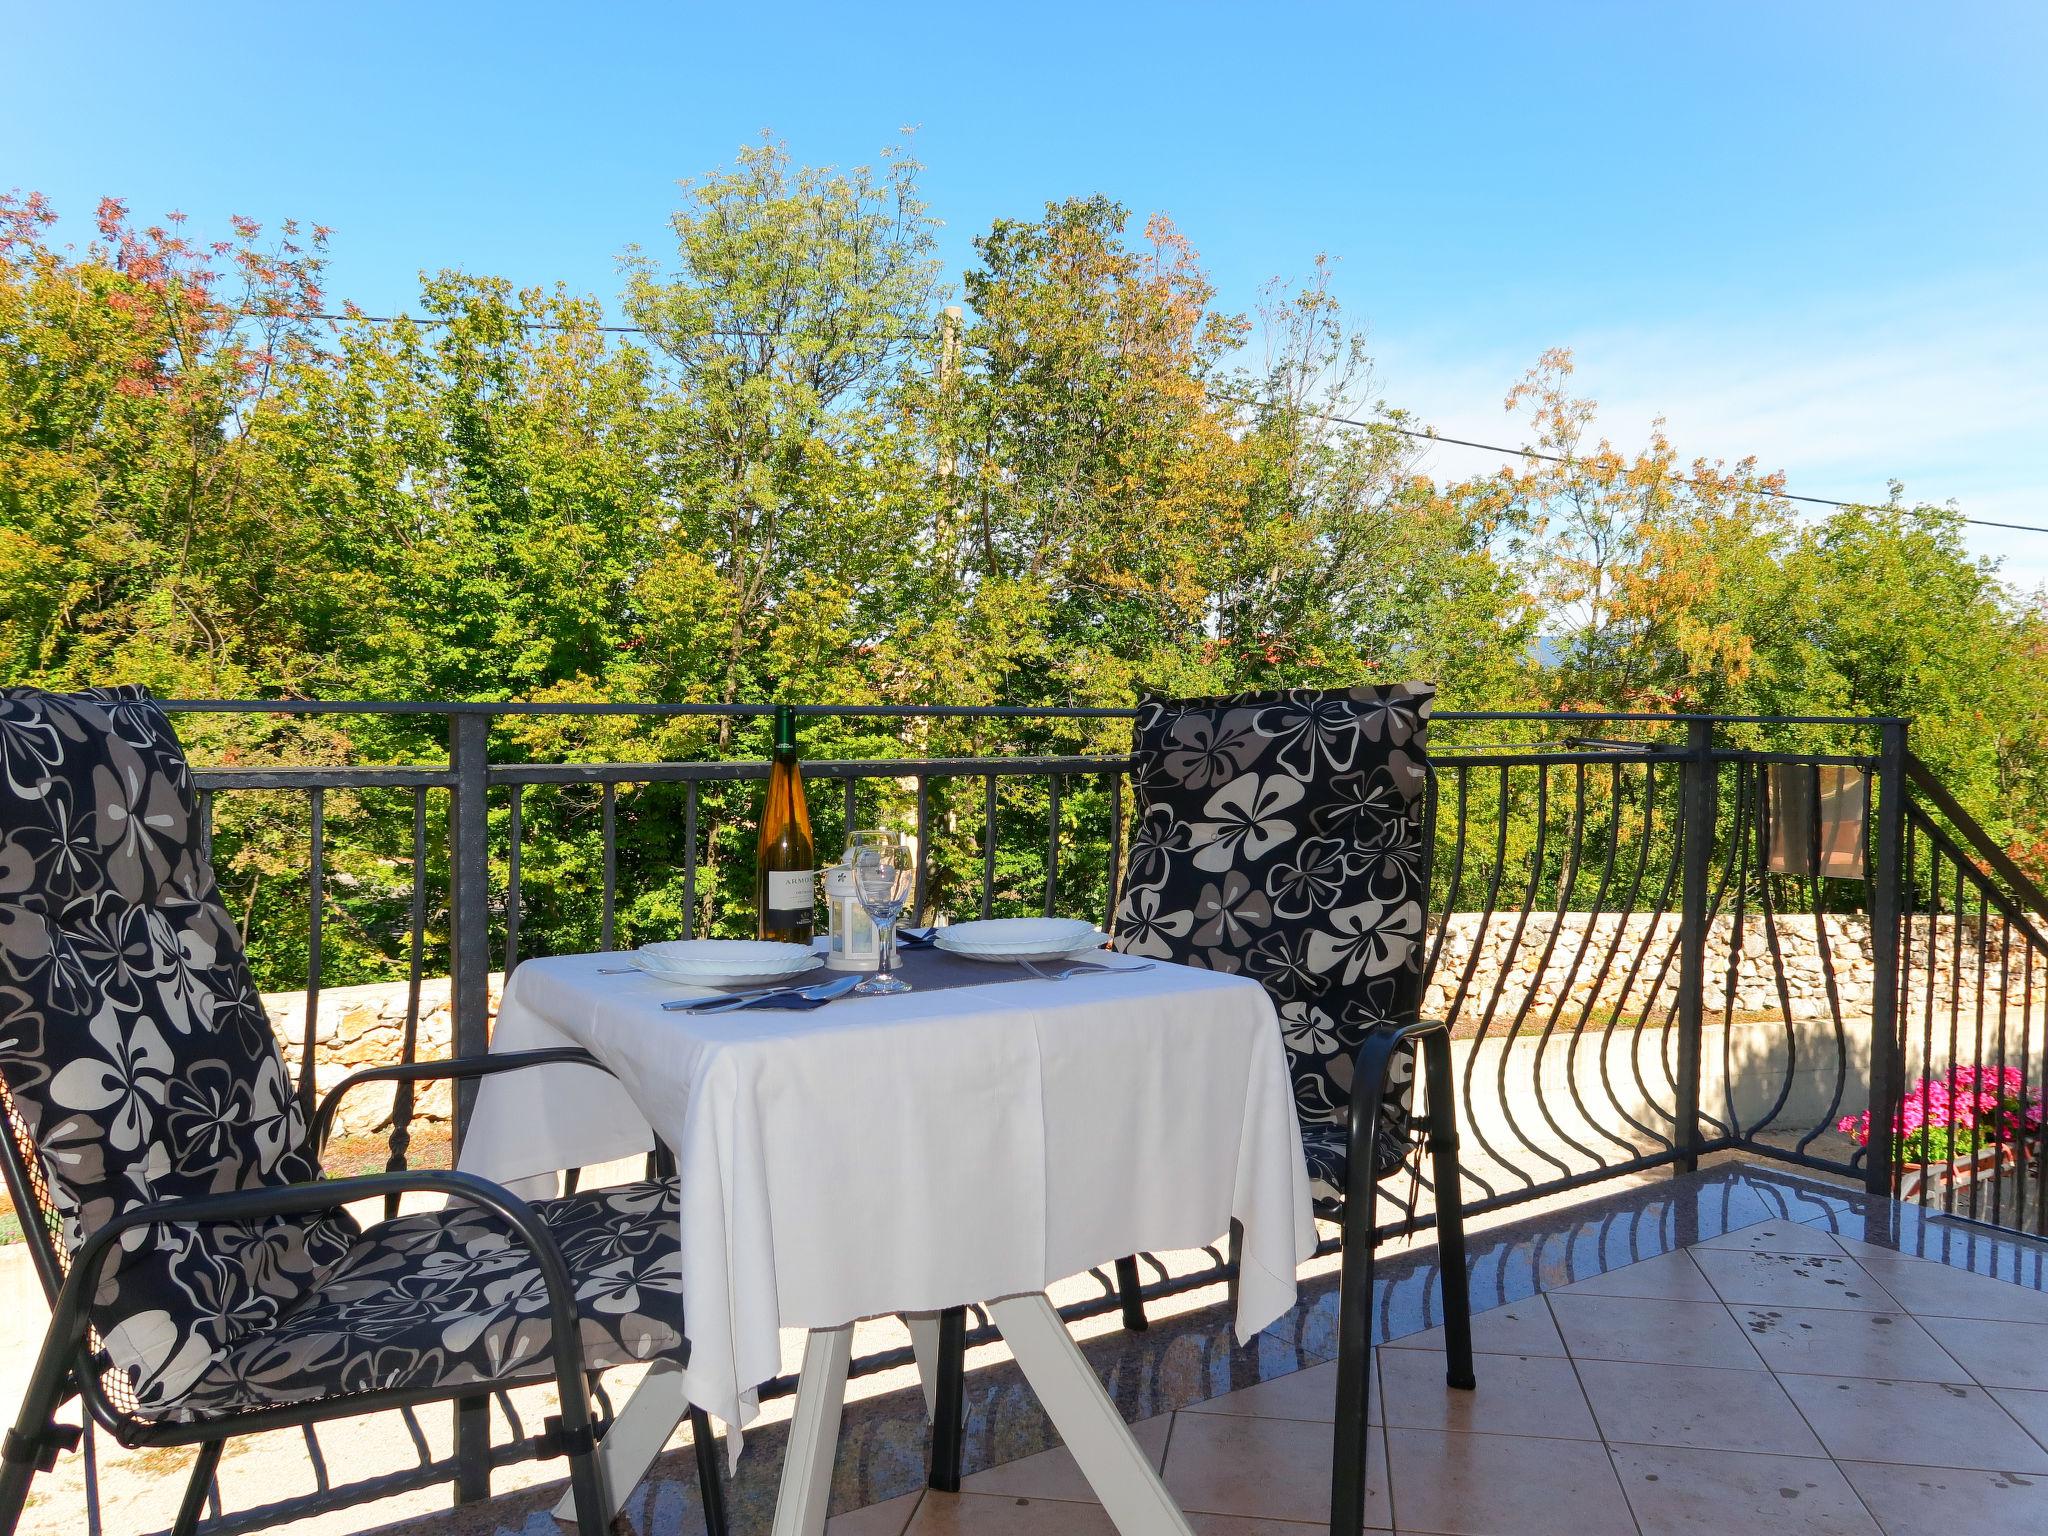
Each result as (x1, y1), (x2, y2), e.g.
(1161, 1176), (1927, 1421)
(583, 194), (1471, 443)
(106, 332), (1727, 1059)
(376, 1166), (2048, 1536)
(829, 1214), (2048, 1535)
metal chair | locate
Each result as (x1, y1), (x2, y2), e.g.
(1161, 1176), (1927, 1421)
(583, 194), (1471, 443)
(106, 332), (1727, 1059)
(0, 685), (726, 1536)
(1110, 683), (1477, 1536)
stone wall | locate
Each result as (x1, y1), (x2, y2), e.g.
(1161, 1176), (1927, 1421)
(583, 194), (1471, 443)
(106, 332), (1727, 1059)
(1424, 912), (2044, 1036)
(1422, 913), (1879, 1027)
(262, 975), (496, 1139)
(269, 911), (2047, 1142)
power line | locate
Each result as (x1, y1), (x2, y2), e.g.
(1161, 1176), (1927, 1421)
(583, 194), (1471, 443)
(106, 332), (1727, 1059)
(1208, 391), (2048, 535)
(300, 310), (2047, 535)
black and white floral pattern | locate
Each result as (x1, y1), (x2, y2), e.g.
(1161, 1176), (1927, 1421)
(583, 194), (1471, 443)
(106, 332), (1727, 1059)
(176, 1179), (685, 1415)
(0, 687), (686, 1421)
(1114, 685), (1433, 1209)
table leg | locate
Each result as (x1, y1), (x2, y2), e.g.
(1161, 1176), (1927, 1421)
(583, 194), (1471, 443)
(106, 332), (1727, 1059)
(550, 1360), (688, 1524)
(771, 1324), (853, 1536)
(988, 1294), (1194, 1536)
(904, 1312), (941, 1421)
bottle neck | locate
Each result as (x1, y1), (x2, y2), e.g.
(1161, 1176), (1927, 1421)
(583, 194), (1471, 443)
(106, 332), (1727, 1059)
(772, 705), (798, 760)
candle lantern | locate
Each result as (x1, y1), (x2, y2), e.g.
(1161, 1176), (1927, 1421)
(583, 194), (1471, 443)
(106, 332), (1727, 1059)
(823, 838), (900, 971)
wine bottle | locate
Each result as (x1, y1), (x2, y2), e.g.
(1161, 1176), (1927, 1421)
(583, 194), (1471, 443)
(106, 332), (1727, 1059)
(756, 704), (816, 943)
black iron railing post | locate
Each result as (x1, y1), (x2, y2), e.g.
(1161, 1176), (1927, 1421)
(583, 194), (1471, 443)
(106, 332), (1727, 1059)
(447, 707), (494, 1504)
(1673, 718), (1716, 1173)
(1864, 718), (1909, 1198)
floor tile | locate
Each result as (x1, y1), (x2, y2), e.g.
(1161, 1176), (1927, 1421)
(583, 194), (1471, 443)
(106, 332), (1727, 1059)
(1384, 1298), (1566, 1357)
(1189, 1517), (1348, 1534)
(1775, 1374), (2048, 1472)
(1555, 1248), (1721, 1301)
(1179, 1359), (1361, 1425)
(1608, 1443), (1882, 1535)
(1575, 1358), (1825, 1456)
(1856, 1256), (2048, 1325)
(905, 1490), (1119, 1533)
(1839, 1459), (2048, 1536)
(1383, 1428), (1637, 1536)
(1550, 1291), (1767, 1370)
(1692, 1250), (1893, 1311)
(1913, 1314), (2048, 1391)
(828, 1490), (923, 1535)
(1377, 1348), (1598, 1439)
(1161, 1409), (1388, 1528)
(1989, 1388), (2048, 1450)
(1695, 1221), (1850, 1258)
(960, 1412), (1171, 1502)
(1731, 1304), (1968, 1382)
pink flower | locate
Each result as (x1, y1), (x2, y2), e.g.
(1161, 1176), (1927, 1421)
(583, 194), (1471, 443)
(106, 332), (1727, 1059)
(1838, 1064), (2044, 1150)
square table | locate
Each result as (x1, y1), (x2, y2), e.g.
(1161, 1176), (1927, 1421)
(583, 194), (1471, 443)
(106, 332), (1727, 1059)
(458, 947), (1316, 1534)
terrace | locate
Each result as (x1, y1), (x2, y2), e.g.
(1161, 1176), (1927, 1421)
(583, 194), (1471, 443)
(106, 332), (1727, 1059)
(6, 698), (2048, 1536)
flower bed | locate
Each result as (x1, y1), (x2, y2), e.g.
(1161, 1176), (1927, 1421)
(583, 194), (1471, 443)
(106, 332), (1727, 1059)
(1839, 1065), (2045, 1196)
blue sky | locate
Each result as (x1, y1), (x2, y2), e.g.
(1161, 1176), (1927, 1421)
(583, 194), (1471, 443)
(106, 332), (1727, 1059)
(9, 1), (2047, 585)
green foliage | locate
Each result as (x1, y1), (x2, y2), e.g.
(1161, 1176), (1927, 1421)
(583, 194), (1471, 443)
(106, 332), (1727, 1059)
(4, 152), (2046, 988)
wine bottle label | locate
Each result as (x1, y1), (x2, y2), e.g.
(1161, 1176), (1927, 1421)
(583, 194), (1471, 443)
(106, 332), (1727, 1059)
(766, 869), (816, 912)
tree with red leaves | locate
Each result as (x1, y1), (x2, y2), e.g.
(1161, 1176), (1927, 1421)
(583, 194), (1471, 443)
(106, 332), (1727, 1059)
(0, 191), (329, 689)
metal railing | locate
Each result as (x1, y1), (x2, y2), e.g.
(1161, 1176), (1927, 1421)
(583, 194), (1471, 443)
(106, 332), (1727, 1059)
(109, 698), (2048, 1531)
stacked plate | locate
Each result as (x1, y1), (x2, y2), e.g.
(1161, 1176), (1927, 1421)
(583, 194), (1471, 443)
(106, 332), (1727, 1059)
(933, 917), (1114, 965)
(630, 939), (823, 988)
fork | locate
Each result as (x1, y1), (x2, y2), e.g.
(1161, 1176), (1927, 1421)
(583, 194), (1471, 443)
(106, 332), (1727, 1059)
(1019, 959), (1158, 981)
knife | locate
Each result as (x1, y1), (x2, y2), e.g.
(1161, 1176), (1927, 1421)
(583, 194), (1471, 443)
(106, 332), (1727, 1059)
(662, 973), (864, 1013)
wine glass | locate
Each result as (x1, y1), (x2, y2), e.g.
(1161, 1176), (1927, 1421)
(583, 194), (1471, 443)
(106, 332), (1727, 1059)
(852, 851), (916, 995)
(844, 827), (902, 871)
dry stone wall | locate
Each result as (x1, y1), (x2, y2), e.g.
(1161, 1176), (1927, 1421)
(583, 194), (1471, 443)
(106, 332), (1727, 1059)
(1425, 913), (2043, 1036)
(264, 975), (495, 1139)
(1422, 913), (1878, 1027)
(268, 912), (2046, 1142)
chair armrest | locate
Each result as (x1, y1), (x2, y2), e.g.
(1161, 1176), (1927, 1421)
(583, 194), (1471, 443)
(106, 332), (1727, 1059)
(310, 1046), (609, 1155)
(1344, 1016), (1449, 1193)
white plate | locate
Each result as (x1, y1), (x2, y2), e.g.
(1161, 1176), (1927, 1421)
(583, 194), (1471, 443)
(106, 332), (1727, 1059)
(933, 918), (1100, 953)
(936, 929), (1114, 965)
(632, 954), (825, 988)
(630, 940), (822, 987)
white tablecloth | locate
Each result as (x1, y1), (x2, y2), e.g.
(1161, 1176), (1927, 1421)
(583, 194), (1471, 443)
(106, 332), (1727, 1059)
(457, 951), (1317, 1442)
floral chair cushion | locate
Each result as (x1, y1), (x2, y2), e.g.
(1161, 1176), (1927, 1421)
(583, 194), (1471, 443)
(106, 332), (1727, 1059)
(0, 686), (359, 1412)
(1113, 684), (1433, 1207)
(174, 1178), (685, 1419)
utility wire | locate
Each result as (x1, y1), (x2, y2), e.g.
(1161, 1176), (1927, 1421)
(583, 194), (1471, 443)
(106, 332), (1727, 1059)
(299, 310), (2048, 535)
(1207, 389), (2048, 533)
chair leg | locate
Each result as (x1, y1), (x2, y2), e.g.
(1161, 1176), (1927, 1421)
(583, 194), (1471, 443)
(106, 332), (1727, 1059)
(0, 1451), (35, 1536)
(1114, 1255), (1148, 1332)
(172, 1439), (223, 1536)
(453, 1395), (490, 1503)
(1328, 1175), (1380, 1536)
(926, 1305), (967, 1492)
(689, 1406), (729, 1536)
(0, 1326), (85, 1536)
(1331, 1027), (1417, 1536)
(1423, 1029), (1476, 1391)
(564, 1440), (613, 1536)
